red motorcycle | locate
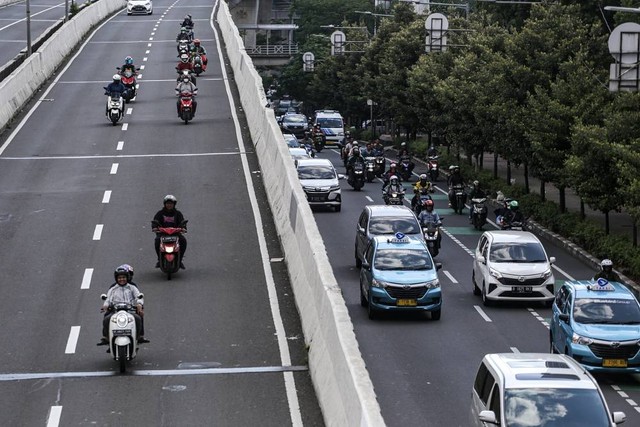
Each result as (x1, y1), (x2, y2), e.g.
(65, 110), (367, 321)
(153, 220), (187, 280)
(427, 155), (439, 182)
(116, 67), (139, 103)
(178, 91), (195, 124)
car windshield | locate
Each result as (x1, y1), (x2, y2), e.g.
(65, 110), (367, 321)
(298, 165), (336, 180)
(369, 217), (421, 235)
(284, 115), (306, 124)
(573, 297), (640, 324)
(504, 388), (609, 427)
(489, 242), (547, 263)
(317, 118), (343, 128)
(374, 248), (433, 271)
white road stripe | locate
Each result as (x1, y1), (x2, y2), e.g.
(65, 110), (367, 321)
(140, 65), (145, 70)
(116, 141), (124, 150)
(474, 305), (492, 322)
(443, 270), (458, 284)
(145, 50), (150, 54)
(151, 32), (155, 36)
(121, 123), (128, 131)
(552, 264), (574, 280)
(93, 224), (104, 240)
(365, 196), (373, 202)
(81, 268), (93, 290)
(64, 326), (81, 354)
(148, 37), (153, 41)
(148, 43), (152, 47)
(102, 190), (111, 203)
(110, 163), (119, 174)
(2, 152), (245, 161)
(143, 57), (148, 61)
(126, 108), (132, 115)
(510, 347), (520, 353)
(46, 406), (62, 427)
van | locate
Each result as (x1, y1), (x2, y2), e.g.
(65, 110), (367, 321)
(314, 110), (344, 144)
(470, 353), (626, 426)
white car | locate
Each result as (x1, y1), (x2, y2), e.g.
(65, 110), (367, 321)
(472, 230), (556, 306)
(296, 158), (342, 212)
(127, 0), (152, 15)
(289, 147), (311, 162)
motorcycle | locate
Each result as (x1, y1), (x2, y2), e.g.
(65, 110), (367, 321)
(374, 156), (385, 177)
(399, 156), (412, 181)
(422, 220), (442, 258)
(100, 296), (143, 373)
(383, 189), (405, 205)
(427, 155), (439, 182)
(176, 68), (196, 85)
(365, 157), (376, 183)
(498, 217), (526, 231)
(153, 220), (187, 278)
(192, 54), (204, 76)
(313, 133), (325, 153)
(348, 162), (365, 191)
(450, 184), (466, 214)
(116, 67), (139, 103)
(104, 90), (124, 125)
(413, 192), (433, 215)
(177, 90), (195, 124)
(471, 197), (488, 230)
(177, 40), (191, 56)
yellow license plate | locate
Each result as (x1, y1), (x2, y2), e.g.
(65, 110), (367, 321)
(397, 299), (417, 307)
(603, 359), (627, 368)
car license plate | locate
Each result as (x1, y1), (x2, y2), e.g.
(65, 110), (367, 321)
(310, 196), (324, 202)
(603, 359), (627, 368)
(397, 299), (417, 307)
(511, 286), (532, 292)
(113, 330), (131, 336)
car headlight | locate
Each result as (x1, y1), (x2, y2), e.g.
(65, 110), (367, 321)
(571, 333), (593, 346)
(320, 187), (330, 191)
(489, 268), (502, 279)
(541, 270), (553, 280)
(329, 186), (340, 192)
(425, 279), (440, 289)
(372, 279), (391, 288)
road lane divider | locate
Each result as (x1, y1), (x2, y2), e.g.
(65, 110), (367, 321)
(46, 406), (62, 427)
(474, 305), (492, 322)
(81, 268), (93, 290)
(110, 163), (118, 174)
(64, 326), (80, 354)
(116, 141), (124, 150)
(92, 224), (103, 240)
(102, 190), (111, 203)
(443, 270), (458, 284)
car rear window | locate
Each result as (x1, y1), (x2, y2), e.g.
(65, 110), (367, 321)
(369, 217), (421, 235)
(489, 242), (547, 263)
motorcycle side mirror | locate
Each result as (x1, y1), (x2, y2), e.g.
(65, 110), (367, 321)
(100, 294), (107, 300)
(338, 174), (345, 180)
(435, 262), (442, 270)
(116, 67), (121, 70)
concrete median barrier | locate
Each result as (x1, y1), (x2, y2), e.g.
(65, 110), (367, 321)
(0, 0), (125, 132)
(217, 2), (384, 426)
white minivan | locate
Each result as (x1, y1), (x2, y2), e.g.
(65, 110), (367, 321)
(314, 110), (344, 144)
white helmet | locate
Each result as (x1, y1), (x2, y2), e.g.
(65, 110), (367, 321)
(163, 194), (177, 205)
(112, 74), (121, 81)
(390, 175), (399, 183)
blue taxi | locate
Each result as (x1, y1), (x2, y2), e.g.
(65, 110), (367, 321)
(550, 279), (640, 372)
(360, 233), (442, 320)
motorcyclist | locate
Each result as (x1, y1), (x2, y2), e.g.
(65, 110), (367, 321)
(347, 146), (366, 177)
(371, 139), (385, 156)
(340, 130), (351, 147)
(119, 56), (137, 75)
(104, 74), (126, 97)
(176, 53), (196, 84)
(300, 131), (315, 157)
(500, 200), (524, 228)
(361, 142), (373, 157)
(397, 142), (415, 176)
(175, 75), (198, 117)
(342, 137), (356, 166)
(382, 163), (399, 191)
(383, 175), (405, 202)
(447, 165), (464, 207)
(312, 124), (325, 147)
(417, 199), (442, 249)
(152, 195), (188, 269)
(99, 267), (148, 345)
(190, 39), (208, 68)
(427, 145), (438, 157)
(593, 259), (622, 282)
(181, 14), (194, 30)
(176, 26), (191, 43)
(412, 174), (433, 210)
(468, 180), (486, 222)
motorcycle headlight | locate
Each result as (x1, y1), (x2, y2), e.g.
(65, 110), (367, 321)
(572, 333), (593, 346)
(489, 268), (502, 279)
(372, 279), (391, 288)
(113, 313), (131, 328)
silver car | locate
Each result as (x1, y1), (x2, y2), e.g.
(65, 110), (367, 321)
(296, 158), (342, 212)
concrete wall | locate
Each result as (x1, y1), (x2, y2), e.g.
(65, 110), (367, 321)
(0, 0), (126, 132)
(217, 2), (385, 426)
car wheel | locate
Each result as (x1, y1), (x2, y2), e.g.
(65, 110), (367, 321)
(360, 282), (368, 307)
(472, 271), (481, 296)
(430, 309), (441, 321)
(367, 296), (377, 319)
(482, 283), (493, 307)
(355, 247), (362, 268)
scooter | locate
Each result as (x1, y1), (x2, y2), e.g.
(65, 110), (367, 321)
(153, 220), (188, 278)
(116, 67), (139, 103)
(177, 91), (195, 124)
(192, 54), (204, 76)
(374, 156), (385, 177)
(313, 133), (325, 153)
(471, 197), (488, 230)
(365, 157), (376, 183)
(399, 157), (412, 181)
(100, 295), (143, 373)
(177, 41), (191, 56)
(427, 156), (439, 182)
(383, 189), (405, 205)
(104, 90), (124, 125)
(176, 68), (196, 85)
(413, 192), (433, 215)
(348, 163), (365, 191)
(450, 184), (466, 214)
(422, 220), (442, 257)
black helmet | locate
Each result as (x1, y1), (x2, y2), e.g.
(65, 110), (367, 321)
(118, 264), (134, 281)
(114, 267), (129, 281)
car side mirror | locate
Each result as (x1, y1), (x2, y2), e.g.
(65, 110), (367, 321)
(478, 410), (498, 425)
(338, 174), (345, 180)
(559, 313), (569, 323)
(435, 262), (442, 270)
(549, 256), (556, 264)
(100, 294), (107, 300)
(613, 411), (626, 424)
(476, 255), (486, 264)
(362, 260), (370, 270)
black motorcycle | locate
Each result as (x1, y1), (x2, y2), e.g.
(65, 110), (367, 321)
(471, 197), (488, 230)
(365, 157), (376, 183)
(383, 189), (405, 205)
(422, 220), (442, 258)
(374, 156), (385, 177)
(450, 184), (466, 214)
(348, 163), (365, 191)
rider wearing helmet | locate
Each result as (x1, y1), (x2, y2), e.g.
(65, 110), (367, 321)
(181, 14), (194, 30)
(427, 145), (438, 157)
(99, 267), (148, 345)
(382, 163), (399, 191)
(176, 26), (191, 43)
(397, 141), (415, 177)
(502, 200), (524, 227)
(190, 39), (208, 68)
(383, 175), (404, 203)
(120, 56), (137, 74)
(175, 74), (198, 116)
(412, 173), (432, 210)
(417, 199), (442, 249)
(346, 145), (365, 177)
(109, 264), (137, 289)
(152, 195), (188, 269)
(593, 259), (622, 282)
(447, 165), (464, 207)
(468, 180), (486, 221)
(176, 52), (196, 84)
(104, 74), (126, 97)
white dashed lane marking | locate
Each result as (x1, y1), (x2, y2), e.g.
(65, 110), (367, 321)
(474, 305), (492, 322)
(46, 406), (62, 427)
(116, 141), (124, 150)
(64, 326), (81, 354)
(121, 123), (128, 131)
(102, 190), (111, 203)
(81, 268), (93, 290)
(92, 224), (104, 240)
(443, 270), (458, 284)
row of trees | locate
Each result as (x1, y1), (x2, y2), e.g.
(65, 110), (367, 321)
(274, 0), (640, 235)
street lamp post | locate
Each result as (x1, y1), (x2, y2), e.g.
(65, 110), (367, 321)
(354, 10), (393, 36)
(26, 0), (32, 57)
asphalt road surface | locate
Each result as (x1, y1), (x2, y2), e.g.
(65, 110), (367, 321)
(312, 147), (640, 427)
(0, 1), (323, 426)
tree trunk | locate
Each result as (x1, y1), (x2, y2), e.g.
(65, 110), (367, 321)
(523, 163), (529, 193)
(506, 160), (512, 186)
(493, 153), (498, 179)
(580, 199), (585, 220)
(540, 180), (546, 201)
(634, 222), (638, 247)
(605, 211), (610, 235)
(480, 152), (484, 169)
(559, 187), (566, 213)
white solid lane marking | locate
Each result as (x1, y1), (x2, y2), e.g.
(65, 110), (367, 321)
(212, 7), (302, 425)
(474, 305), (492, 322)
(110, 163), (119, 174)
(116, 141), (124, 150)
(93, 224), (104, 240)
(46, 406), (62, 427)
(64, 327), (81, 354)
(443, 270), (458, 284)
(81, 268), (93, 290)
(121, 123), (128, 131)
(365, 196), (373, 202)
(510, 347), (520, 353)
(552, 264), (574, 281)
(102, 190), (111, 203)
(126, 108), (132, 115)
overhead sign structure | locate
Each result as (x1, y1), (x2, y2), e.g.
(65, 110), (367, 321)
(425, 13), (448, 53)
(608, 22), (640, 92)
(331, 31), (346, 56)
(303, 51), (315, 72)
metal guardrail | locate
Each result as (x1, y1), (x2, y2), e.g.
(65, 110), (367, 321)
(247, 44), (299, 56)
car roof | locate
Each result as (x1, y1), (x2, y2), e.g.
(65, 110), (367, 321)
(289, 148), (309, 155)
(563, 280), (637, 300)
(484, 353), (597, 390)
(484, 230), (541, 244)
(282, 133), (297, 140)
(296, 158), (334, 167)
(366, 205), (416, 218)
(372, 235), (427, 251)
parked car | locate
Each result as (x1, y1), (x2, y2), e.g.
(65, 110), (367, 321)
(550, 279), (640, 373)
(472, 230), (556, 306)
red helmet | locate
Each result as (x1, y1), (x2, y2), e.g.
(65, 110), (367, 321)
(425, 199), (434, 210)
(194, 39), (200, 46)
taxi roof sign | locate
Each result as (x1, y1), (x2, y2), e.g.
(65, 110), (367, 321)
(587, 278), (615, 291)
(388, 232), (409, 244)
